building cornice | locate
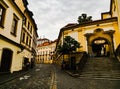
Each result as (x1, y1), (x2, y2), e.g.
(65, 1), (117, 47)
(0, 34), (23, 48)
(25, 8), (38, 33)
(22, 0), (28, 8)
(62, 17), (117, 30)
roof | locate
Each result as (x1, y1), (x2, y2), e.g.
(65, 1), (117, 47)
(37, 39), (57, 47)
(62, 17), (117, 30)
(37, 38), (50, 41)
(63, 23), (77, 28)
(37, 42), (50, 47)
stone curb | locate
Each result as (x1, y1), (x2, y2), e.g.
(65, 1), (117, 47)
(65, 71), (80, 77)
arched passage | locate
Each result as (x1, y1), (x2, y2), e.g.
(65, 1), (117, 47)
(91, 37), (110, 57)
(85, 28), (115, 57)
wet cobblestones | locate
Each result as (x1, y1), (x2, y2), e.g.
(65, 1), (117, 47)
(0, 64), (53, 89)
(1, 64), (120, 89)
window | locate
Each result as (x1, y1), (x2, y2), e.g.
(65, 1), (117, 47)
(23, 17), (27, 26)
(26, 36), (29, 45)
(21, 32), (25, 43)
(29, 39), (31, 47)
(30, 26), (32, 33)
(28, 22), (30, 30)
(11, 14), (19, 36)
(0, 4), (5, 27)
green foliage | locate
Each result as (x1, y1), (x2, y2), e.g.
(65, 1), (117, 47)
(78, 13), (92, 24)
(57, 36), (81, 54)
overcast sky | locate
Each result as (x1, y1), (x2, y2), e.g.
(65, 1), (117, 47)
(28, 0), (110, 41)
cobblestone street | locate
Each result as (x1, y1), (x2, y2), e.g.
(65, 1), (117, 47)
(1, 64), (120, 89)
(0, 64), (53, 89)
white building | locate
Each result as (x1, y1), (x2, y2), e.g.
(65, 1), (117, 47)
(36, 39), (57, 64)
(0, 0), (38, 73)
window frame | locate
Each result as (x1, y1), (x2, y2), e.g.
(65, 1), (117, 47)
(11, 13), (19, 36)
(0, 4), (6, 28)
(21, 31), (25, 43)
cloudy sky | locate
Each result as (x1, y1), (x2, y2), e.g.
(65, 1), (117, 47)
(28, 0), (110, 41)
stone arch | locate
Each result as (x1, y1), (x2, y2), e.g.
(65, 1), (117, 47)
(91, 37), (112, 57)
(85, 28), (115, 57)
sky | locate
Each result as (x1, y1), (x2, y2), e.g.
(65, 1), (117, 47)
(28, 0), (110, 41)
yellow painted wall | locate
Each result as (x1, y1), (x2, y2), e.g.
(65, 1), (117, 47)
(110, 0), (120, 31)
(0, 0), (26, 73)
(112, 22), (120, 49)
(0, 0), (23, 44)
(111, 0), (120, 48)
(0, 40), (23, 73)
(36, 41), (56, 64)
(14, 0), (25, 12)
(102, 13), (111, 19)
(78, 28), (87, 52)
(62, 21), (117, 53)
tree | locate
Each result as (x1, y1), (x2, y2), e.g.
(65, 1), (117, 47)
(57, 36), (81, 55)
(57, 36), (81, 70)
(78, 13), (92, 24)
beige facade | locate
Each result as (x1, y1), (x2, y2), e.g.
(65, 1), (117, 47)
(0, 0), (38, 73)
(36, 39), (57, 64)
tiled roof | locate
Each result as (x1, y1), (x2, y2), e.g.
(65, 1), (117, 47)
(37, 38), (49, 41)
(37, 39), (57, 47)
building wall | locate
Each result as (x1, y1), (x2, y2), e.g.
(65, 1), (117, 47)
(0, 38), (23, 73)
(54, 0), (120, 66)
(0, 0), (23, 44)
(14, 0), (26, 12)
(0, 0), (37, 73)
(0, 0), (24, 73)
(111, 0), (120, 48)
(36, 41), (56, 64)
(62, 21), (117, 53)
(15, 0), (38, 66)
(102, 13), (111, 19)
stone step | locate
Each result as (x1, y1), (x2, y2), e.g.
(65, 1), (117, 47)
(80, 57), (120, 79)
(82, 66), (120, 71)
(80, 71), (120, 75)
(79, 71), (120, 79)
(79, 75), (120, 80)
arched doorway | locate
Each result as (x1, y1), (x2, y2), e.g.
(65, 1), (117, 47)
(84, 28), (115, 57)
(0, 48), (13, 72)
(92, 38), (110, 57)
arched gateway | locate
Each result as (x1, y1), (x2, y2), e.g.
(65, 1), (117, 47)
(85, 28), (115, 57)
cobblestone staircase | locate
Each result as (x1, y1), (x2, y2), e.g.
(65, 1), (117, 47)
(79, 57), (120, 80)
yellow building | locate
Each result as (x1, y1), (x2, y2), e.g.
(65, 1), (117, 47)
(16, 0), (38, 70)
(0, 0), (38, 73)
(36, 39), (57, 64)
(55, 0), (120, 66)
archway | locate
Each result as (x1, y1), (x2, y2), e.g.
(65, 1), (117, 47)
(91, 38), (110, 57)
(0, 48), (13, 72)
(84, 28), (115, 57)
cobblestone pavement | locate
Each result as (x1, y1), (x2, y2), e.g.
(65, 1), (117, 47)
(0, 64), (53, 89)
(1, 64), (120, 89)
